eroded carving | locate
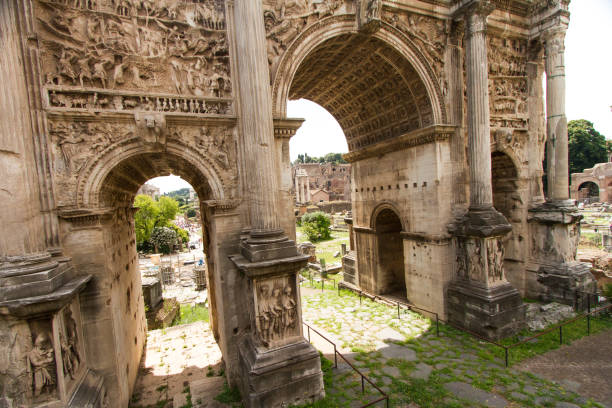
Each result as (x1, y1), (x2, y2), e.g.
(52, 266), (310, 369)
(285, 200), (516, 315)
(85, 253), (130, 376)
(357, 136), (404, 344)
(27, 332), (56, 399)
(255, 277), (299, 347)
(36, 0), (232, 112)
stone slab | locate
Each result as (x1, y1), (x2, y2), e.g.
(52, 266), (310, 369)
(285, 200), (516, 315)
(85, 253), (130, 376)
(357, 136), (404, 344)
(380, 343), (417, 361)
(444, 381), (508, 408)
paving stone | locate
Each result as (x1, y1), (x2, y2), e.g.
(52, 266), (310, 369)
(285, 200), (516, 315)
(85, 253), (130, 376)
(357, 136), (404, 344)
(379, 327), (405, 342)
(410, 363), (433, 380)
(558, 379), (581, 392)
(510, 391), (528, 401)
(554, 402), (581, 408)
(523, 384), (537, 395)
(382, 365), (402, 378)
(444, 381), (508, 408)
(380, 343), (417, 361)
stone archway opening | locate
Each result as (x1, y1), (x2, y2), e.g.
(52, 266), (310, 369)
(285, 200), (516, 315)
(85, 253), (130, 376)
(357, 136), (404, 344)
(287, 33), (434, 152)
(283, 29), (447, 313)
(374, 208), (406, 298)
(577, 181), (600, 203)
(60, 150), (225, 406)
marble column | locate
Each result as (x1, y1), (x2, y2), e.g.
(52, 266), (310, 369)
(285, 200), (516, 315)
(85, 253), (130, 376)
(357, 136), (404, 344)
(233, 0), (282, 236)
(230, 1), (323, 406)
(465, 1), (494, 210)
(526, 22), (594, 307)
(306, 177), (311, 202)
(447, 0), (524, 340)
(544, 28), (569, 202)
(295, 176), (300, 203)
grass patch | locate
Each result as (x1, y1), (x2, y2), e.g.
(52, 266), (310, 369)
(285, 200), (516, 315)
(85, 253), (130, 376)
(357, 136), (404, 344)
(214, 382), (242, 406)
(172, 304), (209, 326)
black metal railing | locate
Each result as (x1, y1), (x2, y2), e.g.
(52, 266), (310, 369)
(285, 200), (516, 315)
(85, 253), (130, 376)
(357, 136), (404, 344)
(302, 321), (389, 408)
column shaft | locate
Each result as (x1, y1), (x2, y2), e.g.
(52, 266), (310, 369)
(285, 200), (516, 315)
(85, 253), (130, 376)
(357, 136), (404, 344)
(465, 6), (494, 209)
(544, 29), (569, 201)
(233, 0), (281, 233)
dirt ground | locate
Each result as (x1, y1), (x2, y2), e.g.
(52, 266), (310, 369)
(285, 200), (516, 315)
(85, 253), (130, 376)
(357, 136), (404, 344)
(517, 330), (612, 408)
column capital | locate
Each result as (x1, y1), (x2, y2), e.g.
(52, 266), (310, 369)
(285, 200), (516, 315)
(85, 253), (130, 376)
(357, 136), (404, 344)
(453, 0), (495, 37)
(541, 27), (566, 54)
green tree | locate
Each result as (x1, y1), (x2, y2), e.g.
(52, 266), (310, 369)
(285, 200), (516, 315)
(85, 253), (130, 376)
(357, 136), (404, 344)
(134, 194), (181, 249)
(171, 224), (190, 244)
(151, 226), (178, 254)
(157, 196), (179, 223)
(568, 119), (607, 174)
(134, 195), (159, 246)
(301, 211), (331, 242)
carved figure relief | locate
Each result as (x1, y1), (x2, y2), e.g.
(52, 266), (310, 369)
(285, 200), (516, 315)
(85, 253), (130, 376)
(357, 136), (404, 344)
(255, 277), (299, 347)
(263, 0), (343, 76)
(25, 322), (58, 403)
(135, 112), (167, 147)
(486, 238), (505, 282)
(60, 308), (81, 382)
(36, 0), (232, 113)
(466, 239), (484, 282)
(455, 239), (467, 279)
(382, 11), (447, 82)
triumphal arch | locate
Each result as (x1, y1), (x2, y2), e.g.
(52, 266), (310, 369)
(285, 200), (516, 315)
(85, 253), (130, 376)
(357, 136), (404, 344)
(0, 0), (594, 406)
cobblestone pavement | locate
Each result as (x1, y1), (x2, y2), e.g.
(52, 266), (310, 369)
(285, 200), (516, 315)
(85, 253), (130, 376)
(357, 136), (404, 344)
(301, 286), (610, 408)
(130, 321), (225, 408)
(516, 331), (612, 408)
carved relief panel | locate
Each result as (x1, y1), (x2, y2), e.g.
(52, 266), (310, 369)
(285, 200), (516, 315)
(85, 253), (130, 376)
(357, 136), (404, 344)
(263, 0), (347, 78)
(35, 0), (232, 115)
(487, 35), (530, 167)
(455, 236), (506, 286)
(254, 275), (300, 348)
(26, 319), (59, 404)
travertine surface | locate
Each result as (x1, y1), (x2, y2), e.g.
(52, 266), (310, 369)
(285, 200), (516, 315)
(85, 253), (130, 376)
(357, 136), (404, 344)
(0, 0), (588, 406)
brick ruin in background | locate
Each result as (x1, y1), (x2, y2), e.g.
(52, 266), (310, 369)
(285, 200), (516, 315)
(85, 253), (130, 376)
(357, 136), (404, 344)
(0, 0), (594, 407)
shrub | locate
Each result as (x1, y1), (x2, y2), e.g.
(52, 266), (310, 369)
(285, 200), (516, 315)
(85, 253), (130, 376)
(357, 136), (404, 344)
(151, 226), (178, 254)
(301, 211), (331, 242)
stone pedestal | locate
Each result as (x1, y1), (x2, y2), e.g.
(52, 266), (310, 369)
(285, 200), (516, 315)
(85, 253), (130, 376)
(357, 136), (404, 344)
(230, 234), (324, 408)
(448, 208), (526, 340)
(0, 255), (95, 407)
(528, 202), (596, 308)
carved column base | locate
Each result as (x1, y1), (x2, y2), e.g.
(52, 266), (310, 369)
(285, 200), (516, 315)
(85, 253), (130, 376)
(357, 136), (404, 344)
(230, 231), (324, 408)
(238, 337), (324, 408)
(448, 207), (525, 340)
(447, 280), (525, 340)
(528, 202), (596, 307)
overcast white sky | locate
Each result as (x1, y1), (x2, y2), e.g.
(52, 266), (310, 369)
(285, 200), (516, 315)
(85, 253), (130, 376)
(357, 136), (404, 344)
(150, 0), (611, 193)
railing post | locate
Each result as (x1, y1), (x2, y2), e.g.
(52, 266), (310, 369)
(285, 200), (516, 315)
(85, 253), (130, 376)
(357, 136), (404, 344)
(334, 346), (337, 368)
(504, 347), (509, 367)
(588, 293), (591, 314)
(436, 314), (440, 337)
(361, 376), (365, 393)
(321, 279), (324, 292)
(359, 291), (362, 305)
(397, 302), (400, 320)
(307, 325), (311, 343)
(587, 313), (591, 336)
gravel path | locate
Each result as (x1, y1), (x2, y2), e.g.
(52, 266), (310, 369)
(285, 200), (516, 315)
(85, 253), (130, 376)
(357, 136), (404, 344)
(517, 330), (612, 408)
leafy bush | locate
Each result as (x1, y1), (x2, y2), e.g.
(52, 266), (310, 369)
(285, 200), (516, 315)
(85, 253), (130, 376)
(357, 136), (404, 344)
(603, 283), (612, 299)
(171, 224), (190, 244)
(301, 211), (331, 242)
(151, 226), (177, 254)
(186, 208), (197, 218)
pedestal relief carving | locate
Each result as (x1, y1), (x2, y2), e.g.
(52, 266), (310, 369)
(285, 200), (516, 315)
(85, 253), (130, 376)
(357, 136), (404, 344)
(27, 329), (57, 400)
(255, 276), (299, 348)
